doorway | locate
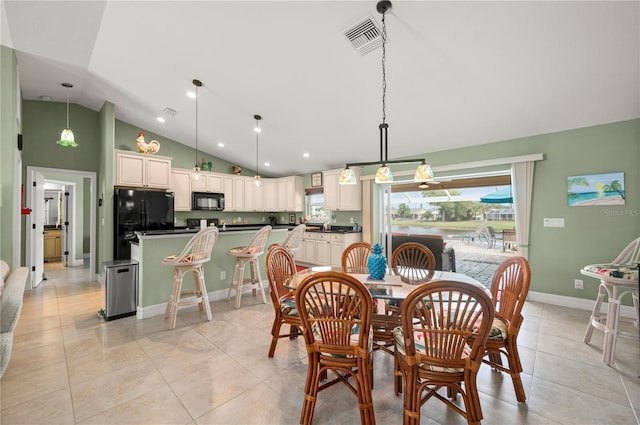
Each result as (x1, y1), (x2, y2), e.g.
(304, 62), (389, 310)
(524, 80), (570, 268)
(26, 166), (96, 289)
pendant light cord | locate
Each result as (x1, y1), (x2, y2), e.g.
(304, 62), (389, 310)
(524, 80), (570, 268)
(65, 88), (70, 128)
(195, 84), (199, 168)
(255, 119), (259, 177)
(381, 12), (387, 125)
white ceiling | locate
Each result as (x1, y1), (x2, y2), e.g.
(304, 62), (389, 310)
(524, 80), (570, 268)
(2, 1), (638, 177)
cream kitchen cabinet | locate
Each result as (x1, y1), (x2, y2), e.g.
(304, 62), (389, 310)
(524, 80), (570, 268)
(282, 176), (304, 212)
(115, 150), (172, 189)
(263, 179), (279, 211)
(303, 232), (330, 265)
(262, 176), (303, 212)
(223, 175), (245, 211)
(323, 168), (362, 211)
(299, 231), (361, 266)
(244, 178), (265, 211)
(190, 171), (224, 193)
(170, 169), (192, 211)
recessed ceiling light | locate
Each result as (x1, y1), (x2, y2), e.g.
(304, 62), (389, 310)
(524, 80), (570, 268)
(303, 153), (310, 158)
(157, 117), (165, 123)
(264, 162), (270, 167)
(187, 91), (196, 99)
(217, 142), (224, 148)
(39, 95), (52, 101)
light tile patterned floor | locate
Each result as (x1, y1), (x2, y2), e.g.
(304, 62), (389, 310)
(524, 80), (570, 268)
(1, 261), (638, 425)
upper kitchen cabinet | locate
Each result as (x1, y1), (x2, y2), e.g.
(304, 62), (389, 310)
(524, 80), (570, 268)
(223, 175), (246, 211)
(244, 178), (265, 211)
(263, 179), (279, 211)
(282, 176), (303, 212)
(323, 168), (362, 211)
(191, 171), (224, 193)
(115, 150), (172, 189)
(262, 176), (303, 212)
(170, 169), (192, 211)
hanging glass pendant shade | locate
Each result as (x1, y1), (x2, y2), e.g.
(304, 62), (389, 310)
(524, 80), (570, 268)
(375, 166), (393, 183)
(56, 83), (78, 147)
(339, 167), (356, 184)
(414, 162), (434, 182)
(57, 128), (77, 147)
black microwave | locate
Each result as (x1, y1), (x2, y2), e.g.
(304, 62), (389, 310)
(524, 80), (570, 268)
(192, 192), (225, 211)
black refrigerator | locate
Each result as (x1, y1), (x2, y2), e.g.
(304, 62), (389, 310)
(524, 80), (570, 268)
(114, 189), (175, 260)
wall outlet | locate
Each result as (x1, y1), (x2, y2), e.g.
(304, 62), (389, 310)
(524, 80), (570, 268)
(220, 271), (227, 280)
(350, 217), (354, 224)
(574, 279), (583, 289)
(262, 216), (265, 222)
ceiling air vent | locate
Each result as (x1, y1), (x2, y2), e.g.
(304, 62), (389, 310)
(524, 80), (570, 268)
(163, 107), (177, 117)
(343, 15), (386, 55)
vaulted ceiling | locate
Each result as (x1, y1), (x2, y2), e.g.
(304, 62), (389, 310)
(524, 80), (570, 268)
(2, 1), (638, 176)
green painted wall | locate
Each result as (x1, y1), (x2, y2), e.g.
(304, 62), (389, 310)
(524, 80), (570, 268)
(98, 101), (115, 275)
(22, 101), (100, 172)
(136, 229), (287, 307)
(0, 46), (19, 269)
(115, 120), (251, 176)
(83, 177), (90, 252)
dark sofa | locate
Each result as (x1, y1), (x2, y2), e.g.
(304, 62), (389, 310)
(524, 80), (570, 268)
(391, 233), (456, 272)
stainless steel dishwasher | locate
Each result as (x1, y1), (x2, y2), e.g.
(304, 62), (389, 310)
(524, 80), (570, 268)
(99, 260), (138, 321)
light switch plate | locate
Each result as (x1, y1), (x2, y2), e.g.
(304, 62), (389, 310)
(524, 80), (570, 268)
(543, 218), (565, 228)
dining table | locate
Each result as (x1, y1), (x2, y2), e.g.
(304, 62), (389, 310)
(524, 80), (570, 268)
(286, 265), (488, 303)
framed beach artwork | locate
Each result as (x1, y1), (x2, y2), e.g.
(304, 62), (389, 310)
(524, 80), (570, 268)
(567, 172), (625, 206)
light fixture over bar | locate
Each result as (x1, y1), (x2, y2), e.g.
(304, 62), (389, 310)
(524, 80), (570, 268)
(339, 0), (434, 185)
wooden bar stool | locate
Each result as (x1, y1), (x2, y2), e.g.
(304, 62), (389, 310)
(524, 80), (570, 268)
(161, 226), (219, 330)
(227, 225), (272, 309)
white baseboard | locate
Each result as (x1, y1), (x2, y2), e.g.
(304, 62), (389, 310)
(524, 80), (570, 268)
(136, 283), (267, 319)
(528, 290), (638, 319)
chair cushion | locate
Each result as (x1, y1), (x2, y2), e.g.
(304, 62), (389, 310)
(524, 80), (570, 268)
(280, 298), (299, 316)
(393, 326), (470, 373)
(488, 317), (508, 340)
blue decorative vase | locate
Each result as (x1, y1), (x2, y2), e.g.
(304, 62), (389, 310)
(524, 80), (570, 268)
(368, 243), (387, 281)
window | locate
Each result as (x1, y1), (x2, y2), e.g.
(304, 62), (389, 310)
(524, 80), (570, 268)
(306, 192), (331, 222)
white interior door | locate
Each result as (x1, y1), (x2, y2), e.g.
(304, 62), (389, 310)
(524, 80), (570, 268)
(32, 172), (45, 287)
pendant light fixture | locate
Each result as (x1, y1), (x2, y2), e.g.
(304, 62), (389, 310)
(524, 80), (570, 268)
(339, 0), (434, 185)
(192, 79), (203, 180)
(254, 114), (262, 186)
(56, 83), (78, 147)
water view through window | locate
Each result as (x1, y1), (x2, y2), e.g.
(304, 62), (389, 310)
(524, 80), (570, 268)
(390, 185), (515, 238)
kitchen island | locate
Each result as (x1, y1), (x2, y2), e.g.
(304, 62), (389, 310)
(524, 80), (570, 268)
(130, 225), (289, 318)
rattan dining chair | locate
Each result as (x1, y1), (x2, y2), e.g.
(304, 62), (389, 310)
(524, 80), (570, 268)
(394, 280), (495, 425)
(296, 271), (376, 425)
(341, 242), (373, 271)
(479, 256), (531, 402)
(161, 226), (219, 330)
(391, 242), (436, 284)
(265, 245), (303, 358)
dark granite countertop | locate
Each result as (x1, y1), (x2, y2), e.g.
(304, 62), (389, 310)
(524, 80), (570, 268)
(136, 224), (292, 236)
(304, 225), (362, 234)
